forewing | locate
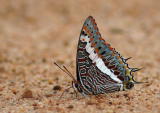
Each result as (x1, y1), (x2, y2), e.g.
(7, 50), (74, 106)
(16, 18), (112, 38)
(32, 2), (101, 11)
(76, 16), (124, 94)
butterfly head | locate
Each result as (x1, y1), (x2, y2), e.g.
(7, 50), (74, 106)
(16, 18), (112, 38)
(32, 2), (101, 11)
(72, 81), (83, 93)
(123, 81), (134, 90)
(122, 67), (144, 90)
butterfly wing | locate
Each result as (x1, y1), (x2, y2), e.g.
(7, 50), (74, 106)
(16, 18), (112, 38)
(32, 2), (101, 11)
(76, 16), (133, 95)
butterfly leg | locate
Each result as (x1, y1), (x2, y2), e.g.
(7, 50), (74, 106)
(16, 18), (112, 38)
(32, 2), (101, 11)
(59, 86), (72, 100)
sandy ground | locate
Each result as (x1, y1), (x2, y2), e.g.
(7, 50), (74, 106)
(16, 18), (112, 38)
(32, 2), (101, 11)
(0, 0), (160, 113)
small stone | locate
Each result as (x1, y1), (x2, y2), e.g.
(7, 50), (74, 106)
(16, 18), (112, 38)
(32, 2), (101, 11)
(12, 89), (17, 95)
(108, 101), (112, 105)
(48, 79), (53, 84)
(45, 94), (53, 97)
(67, 105), (74, 109)
(123, 93), (129, 97)
(53, 85), (61, 91)
(86, 99), (97, 105)
(22, 89), (33, 98)
(33, 103), (39, 110)
(42, 58), (47, 63)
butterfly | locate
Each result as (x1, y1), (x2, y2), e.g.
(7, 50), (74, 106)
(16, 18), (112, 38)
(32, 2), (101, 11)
(54, 16), (144, 96)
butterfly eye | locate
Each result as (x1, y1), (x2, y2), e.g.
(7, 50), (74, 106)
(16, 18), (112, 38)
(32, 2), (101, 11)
(126, 82), (134, 89)
(74, 83), (83, 93)
(75, 83), (78, 88)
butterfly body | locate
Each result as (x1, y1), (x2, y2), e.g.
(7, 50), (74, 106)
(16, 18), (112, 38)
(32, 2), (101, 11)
(75, 16), (140, 95)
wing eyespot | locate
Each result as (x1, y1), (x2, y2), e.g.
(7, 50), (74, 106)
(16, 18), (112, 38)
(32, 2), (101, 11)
(98, 47), (102, 50)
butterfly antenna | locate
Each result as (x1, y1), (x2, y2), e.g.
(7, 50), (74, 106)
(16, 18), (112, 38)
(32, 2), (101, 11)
(62, 65), (76, 81)
(62, 65), (73, 76)
(133, 81), (148, 84)
(53, 62), (74, 80)
(54, 62), (72, 78)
